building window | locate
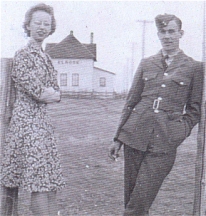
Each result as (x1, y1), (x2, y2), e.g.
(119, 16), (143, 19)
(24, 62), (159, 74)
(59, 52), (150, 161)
(60, 73), (67, 86)
(100, 77), (106, 87)
(72, 73), (79, 86)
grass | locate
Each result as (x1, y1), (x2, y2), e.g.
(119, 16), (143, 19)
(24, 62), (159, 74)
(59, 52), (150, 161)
(18, 98), (200, 215)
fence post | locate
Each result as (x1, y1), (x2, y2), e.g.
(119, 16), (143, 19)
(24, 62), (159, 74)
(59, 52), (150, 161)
(0, 58), (14, 214)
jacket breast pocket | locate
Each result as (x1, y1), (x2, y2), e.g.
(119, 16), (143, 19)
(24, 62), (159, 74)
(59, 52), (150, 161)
(142, 71), (158, 89)
(171, 76), (191, 98)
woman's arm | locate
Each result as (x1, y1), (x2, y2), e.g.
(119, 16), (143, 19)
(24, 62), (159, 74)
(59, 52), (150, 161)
(12, 50), (44, 100)
(12, 49), (61, 103)
(39, 54), (61, 103)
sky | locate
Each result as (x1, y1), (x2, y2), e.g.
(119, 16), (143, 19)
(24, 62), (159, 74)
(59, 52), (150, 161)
(1, 1), (205, 91)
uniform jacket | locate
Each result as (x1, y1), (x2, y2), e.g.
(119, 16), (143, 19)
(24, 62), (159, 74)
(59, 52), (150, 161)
(114, 50), (204, 153)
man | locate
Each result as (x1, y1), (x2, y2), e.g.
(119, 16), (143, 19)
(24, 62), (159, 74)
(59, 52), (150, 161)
(109, 14), (203, 215)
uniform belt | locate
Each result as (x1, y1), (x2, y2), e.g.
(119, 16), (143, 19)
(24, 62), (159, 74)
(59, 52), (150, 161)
(132, 98), (184, 114)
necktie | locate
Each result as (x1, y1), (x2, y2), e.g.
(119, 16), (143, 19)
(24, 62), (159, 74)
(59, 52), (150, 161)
(161, 55), (169, 71)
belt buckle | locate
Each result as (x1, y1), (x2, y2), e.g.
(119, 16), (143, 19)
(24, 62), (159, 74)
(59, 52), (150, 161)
(153, 98), (160, 113)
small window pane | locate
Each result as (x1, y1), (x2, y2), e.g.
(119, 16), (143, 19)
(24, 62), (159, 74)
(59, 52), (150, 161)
(72, 73), (79, 86)
(60, 73), (67, 86)
(100, 77), (106, 87)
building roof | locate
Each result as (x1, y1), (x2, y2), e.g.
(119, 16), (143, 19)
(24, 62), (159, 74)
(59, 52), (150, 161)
(45, 43), (56, 52)
(94, 67), (116, 75)
(45, 31), (96, 61)
(82, 44), (96, 58)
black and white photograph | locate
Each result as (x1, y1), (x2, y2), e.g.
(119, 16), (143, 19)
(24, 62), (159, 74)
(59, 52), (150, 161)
(1, 1), (206, 215)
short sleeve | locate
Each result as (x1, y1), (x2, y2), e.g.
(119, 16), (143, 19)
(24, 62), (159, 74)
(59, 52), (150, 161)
(12, 50), (43, 100)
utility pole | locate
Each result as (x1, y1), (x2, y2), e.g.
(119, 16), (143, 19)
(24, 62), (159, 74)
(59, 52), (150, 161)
(131, 42), (135, 78)
(129, 42), (137, 84)
(193, 1), (206, 215)
(126, 58), (130, 90)
(137, 20), (153, 58)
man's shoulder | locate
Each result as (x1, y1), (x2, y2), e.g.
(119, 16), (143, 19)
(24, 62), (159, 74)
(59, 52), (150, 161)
(139, 52), (162, 68)
(179, 52), (204, 74)
(177, 51), (203, 65)
(142, 52), (160, 62)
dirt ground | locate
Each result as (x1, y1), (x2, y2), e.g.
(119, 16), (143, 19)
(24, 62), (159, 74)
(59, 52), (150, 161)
(18, 98), (200, 215)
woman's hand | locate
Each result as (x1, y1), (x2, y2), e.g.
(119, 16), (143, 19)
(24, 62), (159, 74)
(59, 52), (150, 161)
(48, 90), (61, 103)
(39, 87), (61, 103)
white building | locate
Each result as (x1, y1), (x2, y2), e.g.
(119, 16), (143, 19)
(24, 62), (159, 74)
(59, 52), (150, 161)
(45, 31), (115, 96)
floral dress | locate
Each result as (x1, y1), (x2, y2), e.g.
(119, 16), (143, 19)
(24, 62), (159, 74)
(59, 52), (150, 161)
(1, 42), (65, 192)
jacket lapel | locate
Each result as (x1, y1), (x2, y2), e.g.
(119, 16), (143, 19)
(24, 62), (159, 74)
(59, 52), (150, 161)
(165, 50), (189, 72)
(151, 51), (164, 70)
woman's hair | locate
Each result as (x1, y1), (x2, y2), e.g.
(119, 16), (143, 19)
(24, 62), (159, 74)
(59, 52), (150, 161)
(23, 3), (56, 37)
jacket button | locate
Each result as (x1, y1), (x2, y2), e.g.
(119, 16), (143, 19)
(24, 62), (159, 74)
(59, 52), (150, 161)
(161, 84), (166, 88)
(154, 110), (159, 113)
(158, 97), (162, 100)
(180, 82), (184, 85)
(164, 73), (168, 76)
(145, 77), (148, 81)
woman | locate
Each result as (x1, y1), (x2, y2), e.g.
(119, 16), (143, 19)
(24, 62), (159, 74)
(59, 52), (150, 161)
(1, 3), (65, 215)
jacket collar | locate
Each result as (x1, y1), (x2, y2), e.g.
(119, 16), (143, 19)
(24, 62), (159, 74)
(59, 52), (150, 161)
(151, 50), (190, 71)
(161, 49), (181, 58)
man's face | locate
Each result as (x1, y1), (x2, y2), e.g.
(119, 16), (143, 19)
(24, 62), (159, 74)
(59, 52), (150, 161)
(157, 20), (183, 52)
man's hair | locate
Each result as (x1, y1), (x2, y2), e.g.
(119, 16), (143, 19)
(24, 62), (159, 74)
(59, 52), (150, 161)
(155, 14), (182, 31)
(23, 3), (56, 37)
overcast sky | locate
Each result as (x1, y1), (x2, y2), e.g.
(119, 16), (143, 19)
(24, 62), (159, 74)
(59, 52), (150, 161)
(1, 1), (205, 91)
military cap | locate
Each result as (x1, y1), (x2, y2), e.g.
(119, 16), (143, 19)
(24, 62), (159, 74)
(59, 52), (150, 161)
(155, 14), (182, 31)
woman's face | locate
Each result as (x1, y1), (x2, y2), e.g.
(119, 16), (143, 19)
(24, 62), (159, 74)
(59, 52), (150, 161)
(27, 10), (52, 42)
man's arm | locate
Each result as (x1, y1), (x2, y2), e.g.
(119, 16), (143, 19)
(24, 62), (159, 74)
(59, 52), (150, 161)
(183, 61), (204, 136)
(114, 59), (145, 141)
(109, 59), (145, 160)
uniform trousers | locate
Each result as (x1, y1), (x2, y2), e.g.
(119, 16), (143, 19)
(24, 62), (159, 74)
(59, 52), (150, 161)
(123, 144), (176, 216)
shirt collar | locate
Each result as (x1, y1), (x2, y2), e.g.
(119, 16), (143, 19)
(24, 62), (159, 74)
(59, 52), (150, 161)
(161, 49), (181, 58)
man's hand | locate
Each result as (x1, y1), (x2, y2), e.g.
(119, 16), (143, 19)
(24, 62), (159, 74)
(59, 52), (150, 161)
(108, 141), (122, 161)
